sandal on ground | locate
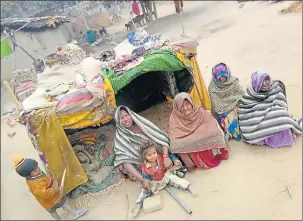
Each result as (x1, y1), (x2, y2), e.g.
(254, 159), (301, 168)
(176, 171), (185, 178)
(170, 170), (177, 175)
(177, 166), (188, 173)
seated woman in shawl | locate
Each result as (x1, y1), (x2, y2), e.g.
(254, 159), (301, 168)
(113, 106), (176, 190)
(238, 70), (302, 148)
(169, 92), (229, 171)
(208, 63), (244, 141)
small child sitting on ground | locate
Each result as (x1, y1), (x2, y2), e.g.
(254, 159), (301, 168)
(132, 141), (198, 216)
(12, 156), (87, 220)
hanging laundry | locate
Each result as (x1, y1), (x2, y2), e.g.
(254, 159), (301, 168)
(1, 39), (12, 58)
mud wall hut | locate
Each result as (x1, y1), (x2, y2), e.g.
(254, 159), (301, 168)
(1, 16), (76, 81)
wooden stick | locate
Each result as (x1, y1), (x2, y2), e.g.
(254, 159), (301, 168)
(165, 187), (192, 214)
(2, 80), (23, 111)
(179, 9), (185, 35)
(139, 1), (149, 23)
(286, 185), (293, 199)
(60, 169), (67, 188)
(147, 1), (153, 22)
(152, 1), (158, 20)
(191, 73), (204, 105)
(4, 30), (36, 62)
(126, 193), (130, 220)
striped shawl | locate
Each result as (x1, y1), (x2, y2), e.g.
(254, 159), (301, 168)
(113, 106), (170, 166)
(238, 81), (302, 143)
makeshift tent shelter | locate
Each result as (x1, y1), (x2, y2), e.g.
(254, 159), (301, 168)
(21, 44), (123, 198)
(19, 36), (211, 199)
(102, 35), (211, 112)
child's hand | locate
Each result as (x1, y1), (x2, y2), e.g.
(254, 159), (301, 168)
(142, 179), (150, 191)
(59, 186), (64, 193)
(164, 157), (173, 169)
(174, 160), (182, 167)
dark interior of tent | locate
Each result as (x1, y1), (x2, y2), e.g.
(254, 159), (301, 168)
(64, 68), (193, 136)
(115, 68), (194, 112)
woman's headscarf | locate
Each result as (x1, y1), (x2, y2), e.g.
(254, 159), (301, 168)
(208, 63), (244, 115)
(251, 70), (286, 96)
(251, 70), (272, 93)
(212, 63), (230, 84)
(169, 92), (226, 153)
(113, 106), (170, 166)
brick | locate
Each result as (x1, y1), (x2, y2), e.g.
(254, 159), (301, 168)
(143, 194), (163, 214)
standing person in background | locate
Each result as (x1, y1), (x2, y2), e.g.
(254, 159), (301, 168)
(131, 0), (141, 16)
(174, 0), (184, 13)
(99, 27), (108, 37)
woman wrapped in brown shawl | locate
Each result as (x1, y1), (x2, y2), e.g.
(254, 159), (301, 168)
(169, 92), (229, 171)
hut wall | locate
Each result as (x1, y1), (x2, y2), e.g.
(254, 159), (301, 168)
(1, 28), (68, 81)
(59, 22), (77, 43)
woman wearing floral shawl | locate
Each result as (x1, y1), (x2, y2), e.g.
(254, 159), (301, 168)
(238, 70), (302, 148)
(208, 63), (244, 141)
(169, 92), (229, 171)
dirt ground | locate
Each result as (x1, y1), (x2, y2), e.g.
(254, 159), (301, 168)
(281, 1), (302, 13)
(1, 1), (302, 220)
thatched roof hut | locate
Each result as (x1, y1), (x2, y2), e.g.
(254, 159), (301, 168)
(1, 16), (70, 33)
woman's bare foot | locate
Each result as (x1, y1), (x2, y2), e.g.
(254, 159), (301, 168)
(188, 185), (199, 198)
(187, 167), (196, 172)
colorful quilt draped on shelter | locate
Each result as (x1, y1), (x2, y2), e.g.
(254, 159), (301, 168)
(102, 49), (185, 91)
(57, 75), (116, 129)
(173, 50), (211, 110)
(28, 108), (88, 194)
